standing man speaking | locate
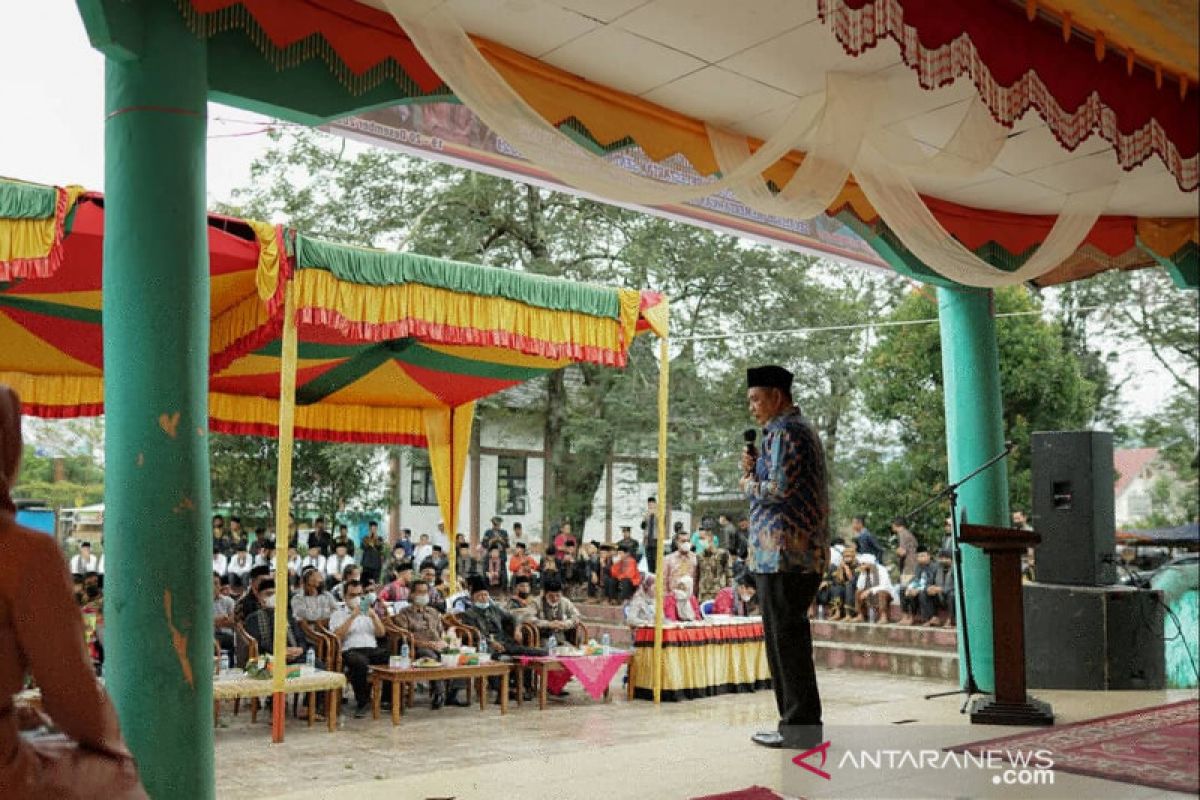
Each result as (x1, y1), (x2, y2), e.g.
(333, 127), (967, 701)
(740, 365), (829, 750)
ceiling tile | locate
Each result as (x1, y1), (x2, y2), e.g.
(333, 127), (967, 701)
(1020, 150), (1128, 195)
(1102, 160), (1193, 216)
(941, 175), (1066, 215)
(721, 18), (897, 97)
(542, 26), (704, 95)
(994, 123), (1114, 176)
(555, 0), (653, 23)
(641, 66), (796, 127)
(871, 64), (978, 126)
(616, 0), (819, 63)
(447, 0), (599, 57)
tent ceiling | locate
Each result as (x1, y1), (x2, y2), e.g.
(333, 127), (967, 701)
(354, 0), (1193, 217)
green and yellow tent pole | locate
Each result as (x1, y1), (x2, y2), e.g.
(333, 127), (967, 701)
(652, 333), (670, 704)
(100, 1), (213, 795)
(448, 405), (457, 592)
(271, 280), (299, 742)
(937, 285), (1003, 694)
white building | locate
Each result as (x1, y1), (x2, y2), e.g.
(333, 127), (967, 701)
(1113, 447), (1188, 527)
(391, 410), (683, 545)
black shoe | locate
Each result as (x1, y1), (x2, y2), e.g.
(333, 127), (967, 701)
(353, 703), (370, 719)
(445, 692), (469, 708)
(431, 691), (445, 710)
(752, 729), (823, 750)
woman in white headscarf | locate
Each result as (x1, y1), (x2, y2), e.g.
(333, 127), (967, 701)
(624, 573), (656, 625)
(0, 386), (147, 798)
(664, 575), (703, 622)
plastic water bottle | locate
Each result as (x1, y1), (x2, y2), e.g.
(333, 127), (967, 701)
(218, 652), (230, 676)
(479, 638), (489, 657)
(399, 643), (411, 669)
(305, 648), (316, 671)
(601, 632), (611, 652)
(547, 635), (558, 652)
(868, 606), (877, 623)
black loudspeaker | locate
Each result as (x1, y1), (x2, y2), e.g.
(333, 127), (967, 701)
(1031, 430), (1116, 586)
(1024, 583), (1165, 690)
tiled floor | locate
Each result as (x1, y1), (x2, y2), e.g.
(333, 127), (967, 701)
(213, 670), (1198, 800)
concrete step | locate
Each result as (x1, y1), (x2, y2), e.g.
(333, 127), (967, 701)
(575, 603), (626, 625)
(814, 640), (959, 682)
(581, 621), (633, 648)
(811, 619), (958, 652)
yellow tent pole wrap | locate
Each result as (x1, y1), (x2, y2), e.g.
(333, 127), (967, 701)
(270, 279), (299, 743)
(422, 403), (475, 592)
(652, 303), (670, 704)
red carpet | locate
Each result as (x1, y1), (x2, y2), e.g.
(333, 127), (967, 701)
(950, 699), (1199, 793)
(690, 787), (785, 800)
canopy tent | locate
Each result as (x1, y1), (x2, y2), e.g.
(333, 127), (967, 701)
(164, 0), (1196, 291)
(0, 174), (670, 736)
(1117, 522), (1200, 547)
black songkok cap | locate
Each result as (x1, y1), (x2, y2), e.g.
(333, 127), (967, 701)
(747, 365), (793, 391)
(467, 574), (489, 594)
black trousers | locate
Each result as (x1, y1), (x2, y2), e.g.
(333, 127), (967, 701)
(757, 571), (822, 740)
(343, 646), (390, 706)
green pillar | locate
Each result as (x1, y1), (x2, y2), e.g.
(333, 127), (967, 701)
(102, 2), (212, 797)
(937, 286), (1007, 694)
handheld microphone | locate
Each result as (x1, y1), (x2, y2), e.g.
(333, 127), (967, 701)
(742, 429), (758, 473)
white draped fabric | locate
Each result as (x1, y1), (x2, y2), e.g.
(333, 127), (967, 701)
(383, 0), (1115, 287)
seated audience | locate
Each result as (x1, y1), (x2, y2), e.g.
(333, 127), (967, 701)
(713, 573), (759, 616)
(624, 574), (656, 625)
(378, 561), (413, 612)
(606, 546), (641, 605)
(534, 577), (583, 646)
(211, 543), (228, 577)
(330, 563), (363, 602)
(664, 575), (703, 622)
(508, 543), (538, 591)
(819, 542), (859, 621)
(506, 576), (538, 624)
(662, 531), (698, 600)
(926, 548), (956, 627)
(292, 566), (337, 623)
(234, 565), (272, 624)
(460, 575), (545, 701)
(418, 565), (446, 612)
(328, 579), (388, 718)
(483, 544), (507, 596)
(324, 541), (355, 587)
(854, 554), (893, 623)
(899, 546), (938, 625)
(242, 580), (315, 670)
(393, 580), (468, 709)
(213, 572), (236, 656)
(227, 541), (254, 580)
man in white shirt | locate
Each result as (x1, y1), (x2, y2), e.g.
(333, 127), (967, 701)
(211, 543), (228, 577)
(213, 573), (236, 656)
(253, 539), (277, 569)
(325, 542), (355, 587)
(226, 542), (254, 580)
(662, 530), (698, 600)
(329, 580), (389, 717)
(853, 553), (894, 624)
(70, 542), (100, 576)
(300, 548), (326, 576)
(412, 534), (434, 568)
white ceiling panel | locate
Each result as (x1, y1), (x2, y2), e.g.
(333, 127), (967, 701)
(616, 0), (819, 63)
(720, 18), (897, 98)
(994, 123), (1114, 176)
(446, 0), (599, 57)
(642, 66), (796, 128)
(555, 0), (652, 23)
(542, 26), (704, 95)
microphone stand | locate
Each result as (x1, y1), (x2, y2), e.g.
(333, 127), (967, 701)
(904, 443), (1014, 712)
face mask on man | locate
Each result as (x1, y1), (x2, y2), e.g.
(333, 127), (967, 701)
(473, 598), (490, 610)
(677, 542), (692, 553)
(412, 594), (430, 607)
(517, 590), (530, 599)
(673, 589), (689, 601)
(263, 594), (276, 609)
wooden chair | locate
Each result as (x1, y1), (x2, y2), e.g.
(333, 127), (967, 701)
(234, 623), (260, 721)
(382, 620), (418, 709)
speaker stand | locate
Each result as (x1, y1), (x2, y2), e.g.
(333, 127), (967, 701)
(969, 696), (1055, 726)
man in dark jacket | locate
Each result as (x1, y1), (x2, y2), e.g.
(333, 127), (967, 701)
(924, 548), (956, 627)
(459, 575), (545, 701)
(359, 520), (384, 584)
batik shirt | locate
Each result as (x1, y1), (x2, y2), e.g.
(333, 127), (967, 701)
(744, 407), (829, 575)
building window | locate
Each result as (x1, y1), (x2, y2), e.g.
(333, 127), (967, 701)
(410, 451), (438, 506)
(497, 456), (528, 515)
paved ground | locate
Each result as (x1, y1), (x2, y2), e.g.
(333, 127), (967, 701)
(213, 669), (1197, 800)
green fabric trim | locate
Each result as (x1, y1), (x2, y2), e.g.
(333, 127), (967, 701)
(255, 339), (366, 360)
(293, 234), (622, 319)
(295, 340), (411, 405)
(399, 342), (549, 381)
(0, 294), (102, 324)
(0, 178), (57, 220)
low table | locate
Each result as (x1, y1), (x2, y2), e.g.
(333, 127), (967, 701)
(213, 669), (346, 732)
(517, 652), (632, 710)
(368, 662), (513, 725)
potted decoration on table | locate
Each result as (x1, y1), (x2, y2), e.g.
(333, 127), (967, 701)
(244, 654), (300, 680)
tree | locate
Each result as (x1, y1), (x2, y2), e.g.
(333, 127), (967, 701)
(208, 433), (389, 528)
(840, 286), (1099, 544)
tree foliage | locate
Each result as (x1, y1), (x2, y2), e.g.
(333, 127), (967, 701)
(840, 287), (1098, 545)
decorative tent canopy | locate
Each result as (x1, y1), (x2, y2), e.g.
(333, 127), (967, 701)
(0, 177), (668, 445)
(158, 0), (1198, 290)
